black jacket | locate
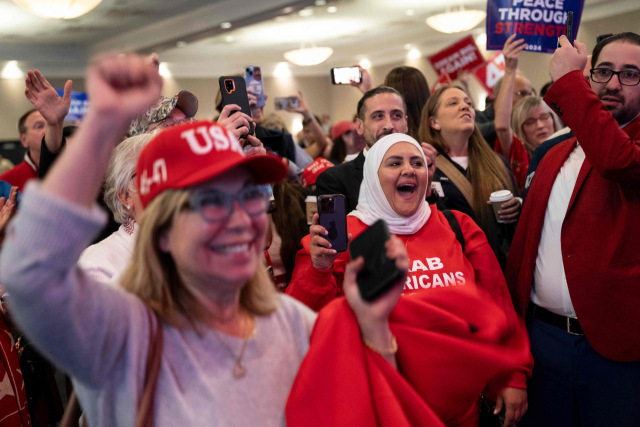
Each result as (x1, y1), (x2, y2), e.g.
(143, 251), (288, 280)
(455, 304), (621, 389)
(314, 151), (365, 213)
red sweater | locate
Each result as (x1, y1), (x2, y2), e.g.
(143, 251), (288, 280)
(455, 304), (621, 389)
(506, 71), (640, 362)
(287, 206), (531, 388)
(286, 285), (532, 427)
(0, 158), (37, 192)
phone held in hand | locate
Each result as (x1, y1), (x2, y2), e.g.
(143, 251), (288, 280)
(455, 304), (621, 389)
(274, 97), (300, 110)
(244, 66), (265, 107)
(349, 220), (404, 302)
(558, 11), (574, 48)
(317, 194), (348, 253)
(219, 76), (255, 136)
(331, 67), (362, 85)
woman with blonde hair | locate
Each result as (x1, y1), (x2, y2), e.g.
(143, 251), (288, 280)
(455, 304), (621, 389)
(0, 54), (412, 426)
(418, 85), (521, 268)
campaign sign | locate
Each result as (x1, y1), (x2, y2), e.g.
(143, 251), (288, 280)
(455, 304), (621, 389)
(55, 89), (89, 122)
(428, 35), (486, 81)
(474, 51), (506, 95)
(486, 0), (584, 53)
(431, 71), (453, 94)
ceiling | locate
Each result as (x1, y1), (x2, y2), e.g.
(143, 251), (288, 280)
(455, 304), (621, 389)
(0, 0), (639, 78)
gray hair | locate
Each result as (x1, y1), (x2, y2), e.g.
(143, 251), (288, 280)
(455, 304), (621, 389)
(103, 133), (155, 223)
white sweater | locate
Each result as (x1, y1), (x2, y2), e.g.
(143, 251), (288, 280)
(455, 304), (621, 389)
(0, 183), (317, 427)
(77, 219), (137, 285)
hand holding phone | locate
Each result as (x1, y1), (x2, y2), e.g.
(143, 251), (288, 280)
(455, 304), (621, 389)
(558, 11), (574, 48)
(331, 67), (362, 85)
(349, 220), (407, 302)
(219, 76), (255, 136)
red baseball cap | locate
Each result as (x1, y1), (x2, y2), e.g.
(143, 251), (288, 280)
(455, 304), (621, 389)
(302, 157), (333, 188)
(136, 120), (288, 208)
(330, 121), (357, 140)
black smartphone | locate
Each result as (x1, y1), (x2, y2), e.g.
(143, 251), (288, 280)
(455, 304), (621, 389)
(218, 76), (255, 136)
(349, 220), (404, 302)
(331, 67), (362, 85)
(317, 194), (348, 252)
(559, 11), (574, 47)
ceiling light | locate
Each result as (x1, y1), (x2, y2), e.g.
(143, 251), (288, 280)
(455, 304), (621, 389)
(405, 10), (415, 16)
(159, 63), (172, 78)
(220, 22), (232, 29)
(426, 7), (486, 34)
(282, 7), (294, 14)
(274, 16), (286, 22)
(274, 62), (292, 78)
(359, 59), (371, 69)
(225, 35), (234, 42)
(407, 48), (422, 60)
(176, 41), (187, 48)
(327, 6), (337, 13)
(12, 0), (102, 19)
(299, 8), (313, 17)
(476, 33), (487, 47)
(404, 43), (411, 50)
(284, 46), (333, 66)
(315, 0), (326, 5)
(1, 61), (23, 79)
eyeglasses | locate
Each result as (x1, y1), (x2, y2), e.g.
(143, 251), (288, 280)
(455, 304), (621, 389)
(515, 90), (533, 98)
(590, 68), (640, 86)
(523, 113), (552, 127)
(188, 185), (271, 222)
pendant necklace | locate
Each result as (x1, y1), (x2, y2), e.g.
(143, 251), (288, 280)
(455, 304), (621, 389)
(213, 315), (256, 379)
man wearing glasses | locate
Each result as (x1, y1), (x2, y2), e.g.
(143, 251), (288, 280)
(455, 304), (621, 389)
(506, 32), (640, 426)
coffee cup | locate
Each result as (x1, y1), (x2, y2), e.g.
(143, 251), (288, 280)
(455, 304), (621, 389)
(305, 196), (318, 225)
(490, 190), (513, 223)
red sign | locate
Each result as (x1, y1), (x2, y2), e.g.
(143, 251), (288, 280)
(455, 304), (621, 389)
(473, 51), (506, 96)
(431, 71), (453, 94)
(427, 35), (486, 81)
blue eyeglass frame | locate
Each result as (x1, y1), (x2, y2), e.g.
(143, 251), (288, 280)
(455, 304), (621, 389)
(188, 184), (271, 222)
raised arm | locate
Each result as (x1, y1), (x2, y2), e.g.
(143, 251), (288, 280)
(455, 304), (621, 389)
(0, 54), (163, 387)
(494, 35), (527, 160)
(286, 91), (331, 160)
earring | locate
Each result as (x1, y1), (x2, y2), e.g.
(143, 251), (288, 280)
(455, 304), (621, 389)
(126, 205), (131, 210)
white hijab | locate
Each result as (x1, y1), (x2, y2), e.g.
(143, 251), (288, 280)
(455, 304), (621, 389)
(349, 134), (431, 235)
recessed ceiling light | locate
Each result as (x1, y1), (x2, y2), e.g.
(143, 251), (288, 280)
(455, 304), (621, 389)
(1, 61), (23, 79)
(476, 33), (487, 46)
(315, 0), (326, 5)
(299, 8), (314, 17)
(220, 22), (232, 29)
(404, 43), (411, 50)
(406, 10), (415, 16)
(327, 6), (337, 13)
(282, 7), (294, 14)
(359, 59), (371, 69)
(407, 48), (422, 60)
(176, 41), (187, 48)
(225, 36), (234, 42)
(274, 62), (292, 78)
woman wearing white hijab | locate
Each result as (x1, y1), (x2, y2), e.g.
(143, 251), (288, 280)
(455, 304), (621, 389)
(287, 133), (531, 426)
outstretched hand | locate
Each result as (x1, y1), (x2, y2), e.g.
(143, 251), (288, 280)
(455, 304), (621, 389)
(0, 186), (18, 233)
(550, 35), (588, 82)
(85, 53), (163, 128)
(25, 70), (72, 125)
(503, 34), (527, 72)
(350, 65), (373, 94)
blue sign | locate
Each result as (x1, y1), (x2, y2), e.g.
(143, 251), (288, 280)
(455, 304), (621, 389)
(55, 89), (89, 122)
(486, 0), (584, 53)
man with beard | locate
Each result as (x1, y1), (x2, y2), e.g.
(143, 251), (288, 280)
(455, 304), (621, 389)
(505, 32), (640, 426)
(316, 86), (436, 213)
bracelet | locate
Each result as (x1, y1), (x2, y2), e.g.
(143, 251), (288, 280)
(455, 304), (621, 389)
(363, 335), (398, 356)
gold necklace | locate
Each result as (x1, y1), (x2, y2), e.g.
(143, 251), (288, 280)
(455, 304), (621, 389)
(213, 315), (256, 379)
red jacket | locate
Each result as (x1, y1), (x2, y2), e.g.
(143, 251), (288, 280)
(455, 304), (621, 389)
(505, 71), (640, 362)
(0, 157), (38, 192)
(287, 206), (531, 388)
(286, 286), (531, 427)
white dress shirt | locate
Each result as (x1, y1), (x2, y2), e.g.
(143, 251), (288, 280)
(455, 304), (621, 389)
(531, 143), (585, 317)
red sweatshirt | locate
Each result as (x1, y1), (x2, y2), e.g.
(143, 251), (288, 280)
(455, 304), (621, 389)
(286, 206), (531, 389)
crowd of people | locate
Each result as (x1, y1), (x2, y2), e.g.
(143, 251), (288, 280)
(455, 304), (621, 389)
(0, 29), (637, 427)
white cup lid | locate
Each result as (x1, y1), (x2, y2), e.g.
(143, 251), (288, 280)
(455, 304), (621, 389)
(490, 190), (513, 202)
(305, 196), (317, 203)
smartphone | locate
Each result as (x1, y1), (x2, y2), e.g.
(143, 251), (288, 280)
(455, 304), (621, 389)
(219, 76), (254, 136)
(331, 67), (362, 85)
(244, 66), (265, 107)
(274, 97), (299, 110)
(349, 220), (405, 302)
(558, 11), (574, 47)
(317, 194), (348, 253)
